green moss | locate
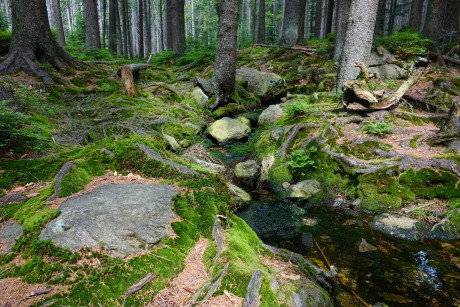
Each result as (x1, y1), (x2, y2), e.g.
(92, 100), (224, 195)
(268, 164), (292, 192)
(374, 28), (432, 60)
(59, 167), (92, 198)
(399, 168), (460, 199)
(22, 208), (60, 230)
(212, 103), (247, 118)
(344, 140), (392, 160)
(13, 184), (55, 225)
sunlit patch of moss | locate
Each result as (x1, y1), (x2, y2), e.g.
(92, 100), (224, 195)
(59, 167), (92, 198)
(399, 168), (460, 199)
(13, 184), (55, 225)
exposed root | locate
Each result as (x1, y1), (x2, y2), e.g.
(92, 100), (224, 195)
(279, 123), (321, 159)
(244, 270), (262, 307)
(48, 162), (78, 201)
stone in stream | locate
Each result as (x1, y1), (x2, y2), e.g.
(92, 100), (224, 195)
(39, 184), (179, 258)
(288, 180), (321, 200)
(0, 221), (24, 254)
(258, 104), (284, 126)
(426, 208), (460, 241)
(235, 68), (287, 104)
(234, 160), (260, 187)
(207, 117), (251, 145)
(226, 183), (251, 203)
(371, 213), (429, 241)
(358, 238), (377, 253)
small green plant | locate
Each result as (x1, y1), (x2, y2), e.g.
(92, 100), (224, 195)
(288, 146), (318, 177)
(286, 98), (312, 117)
(363, 121), (393, 136)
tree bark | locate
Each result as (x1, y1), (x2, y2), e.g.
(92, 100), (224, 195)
(279, 0), (300, 46)
(0, 0), (79, 84)
(314, 0), (322, 37)
(258, 0), (266, 44)
(138, 0), (144, 58)
(83, 0), (101, 49)
(387, 0), (397, 34)
(52, 0), (66, 47)
(177, 0), (186, 56)
(333, 0), (351, 62)
(108, 0), (117, 54)
(325, 0), (334, 35)
(374, 0), (386, 36)
(165, 0), (173, 50)
(422, 0), (447, 65)
(213, 0), (239, 101)
(298, 0), (307, 43)
(443, 0), (460, 32)
(335, 0), (379, 92)
(409, 0), (423, 31)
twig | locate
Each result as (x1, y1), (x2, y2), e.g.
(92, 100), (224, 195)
(402, 201), (435, 213)
(28, 289), (52, 297)
(125, 273), (155, 297)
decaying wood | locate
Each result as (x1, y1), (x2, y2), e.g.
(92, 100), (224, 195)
(201, 264), (229, 303)
(141, 82), (182, 98)
(120, 66), (138, 97)
(28, 289), (52, 297)
(253, 44), (317, 56)
(125, 273), (155, 297)
(443, 55), (460, 66)
(244, 270), (263, 307)
(48, 162), (77, 201)
(279, 123), (321, 159)
(403, 94), (449, 113)
(342, 62), (424, 110)
(116, 64), (150, 77)
(440, 100), (460, 133)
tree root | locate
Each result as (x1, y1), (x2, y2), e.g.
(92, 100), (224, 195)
(124, 273), (155, 297)
(403, 94), (449, 113)
(244, 270), (262, 307)
(142, 82), (183, 98)
(279, 123), (321, 159)
(48, 162), (77, 201)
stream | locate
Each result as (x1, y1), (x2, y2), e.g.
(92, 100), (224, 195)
(212, 141), (460, 306)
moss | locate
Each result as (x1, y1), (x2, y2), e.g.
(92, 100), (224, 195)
(344, 140), (392, 160)
(22, 208), (60, 231)
(13, 184), (55, 225)
(268, 164), (292, 193)
(374, 28), (432, 60)
(357, 167), (415, 212)
(212, 103), (247, 118)
(59, 167), (92, 198)
(399, 168), (460, 199)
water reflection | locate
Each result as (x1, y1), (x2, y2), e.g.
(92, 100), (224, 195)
(415, 250), (442, 290)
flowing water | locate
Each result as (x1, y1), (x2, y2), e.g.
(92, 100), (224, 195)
(239, 192), (460, 306)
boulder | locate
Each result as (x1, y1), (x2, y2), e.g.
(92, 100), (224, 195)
(271, 126), (289, 141)
(191, 87), (209, 107)
(366, 51), (386, 67)
(226, 183), (251, 203)
(236, 67), (287, 104)
(184, 154), (226, 175)
(236, 116), (251, 127)
(369, 64), (406, 79)
(207, 117), (251, 145)
(372, 213), (429, 241)
(288, 180), (321, 200)
(195, 76), (215, 96)
(258, 104), (284, 126)
(426, 209), (460, 241)
(234, 160), (260, 187)
(39, 184), (179, 258)
(0, 221), (24, 254)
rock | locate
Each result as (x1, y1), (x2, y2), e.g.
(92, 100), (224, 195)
(39, 184), (179, 258)
(258, 104), (284, 126)
(290, 281), (332, 307)
(0, 193), (27, 205)
(236, 116), (251, 127)
(426, 209), (460, 241)
(179, 139), (191, 148)
(226, 183), (251, 203)
(234, 160), (260, 187)
(0, 221), (24, 254)
(184, 154), (226, 174)
(207, 117), (251, 145)
(195, 76), (215, 96)
(333, 197), (344, 207)
(191, 87), (209, 107)
(367, 51), (386, 67)
(369, 64), (406, 79)
(236, 67), (287, 104)
(282, 182), (291, 189)
(162, 131), (182, 152)
(358, 238), (377, 253)
(302, 218), (318, 226)
(447, 140), (460, 154)
(375, 46), (397, 63)
(372, 213), (429, 241)
(271, 126), (290, 141)
(288, 180), (321, 200)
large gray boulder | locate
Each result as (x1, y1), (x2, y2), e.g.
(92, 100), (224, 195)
(372, 213), (429, 241)
(426, 209), (460, 241)
(39, 184), (178, 258)
(234, 160), (260, 187)
(288, 180), (321, 200)
(236, 67), (287, 104)
(369, 64), (406, 79)
(0, 221), (24, 254)
(207, 117), (251, 145)
(258, 104), (285, 126)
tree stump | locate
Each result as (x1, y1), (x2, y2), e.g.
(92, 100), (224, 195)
(120, 66), (137, 97)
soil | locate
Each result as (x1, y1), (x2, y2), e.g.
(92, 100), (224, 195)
(0, 278), (56, 307)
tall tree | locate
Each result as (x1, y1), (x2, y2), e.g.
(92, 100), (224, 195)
(213, 0), (239, 101)
(52, 0), (66, 47)
(138, 0), (144, 57)
(298, 0), (307, 43)
(258, 0), (266, 44)
(409, 0), (423, 31)
(165, 0), (173, 50)
(333, 0), (351, 62)
(101, 0), (107, 49)
(443, 0), (460, 32)
(335, 0), (379, 91)
(314, 0), (322, 37)
(108, 0), (117, 54)
(0, 0), (79, 84)
(374, 0), (386, 36)
(279, 0), (300, 46)
(387, 0), (397, 34)
(325, 0), (334, 35)
(83, 0), (101, 49)
(423, 0), (447, 65)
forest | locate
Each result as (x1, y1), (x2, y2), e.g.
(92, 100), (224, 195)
(0, 0), (459, 306)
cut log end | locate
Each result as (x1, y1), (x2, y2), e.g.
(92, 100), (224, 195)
(120, 66), (138, 97)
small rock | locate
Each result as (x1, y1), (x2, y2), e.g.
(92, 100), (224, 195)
(0, 221), (24, 254)
(282, 182), (291, 189)
(236, 67), (287, 104)
(236, 116), (251, 127)
(207, 117), (251, 145)
(184, 154), (226, 174)
(226, 183), (251, 203)
(333, 197), (344, 207)
(288, 180), (321, 200)
(191, 87), (209, 107)
(26, 193), (40, 199)
(271, 126), (289, 141)
(358, 238), (377, 253)
(426, 209), (460, 241)
(302, 218), (318, 226)
(258, 104), (284, 126)
(372, 213), (429, 241)
(234, 160), (260, 187)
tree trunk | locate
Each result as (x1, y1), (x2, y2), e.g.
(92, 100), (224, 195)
(0, 0), (79, 84)
(145, 0), (152, 55)
(443, 0), (460, 32)
(423, 0), (447, 65)
(116, 0), (123, 55)
(279, 0), (300, 46)
(325, 0), (334, 35)
(52, 0), (66, 47)
(298, 0), (307, 43)
(409, 0), (423, 31)
(165, 0), (173, 50)
(108, 0), (117, 54)
(335, 0), (379, 92)
(258, 0), (266, 44)
(374, 0), (386, 36)
(83, 0), (101, 49)
(177, 0), (185, 56)
(333, 0), (351, 62)
(101, 0), (107, 49)
(138, 0), (144, 58)
(159, 0), (164, 51)
(314, 0), (322, 37)
(213, 0), (239, 101)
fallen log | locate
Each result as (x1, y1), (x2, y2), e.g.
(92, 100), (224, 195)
(116, 64), (150, 77)
(443, 55), (460, 66)
(125, 273), (155, 297)
(253, 44), (317, 56)
(403, 94), (449, 113)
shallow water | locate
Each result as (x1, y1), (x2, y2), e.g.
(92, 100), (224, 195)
(239, 194), (460, 306)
